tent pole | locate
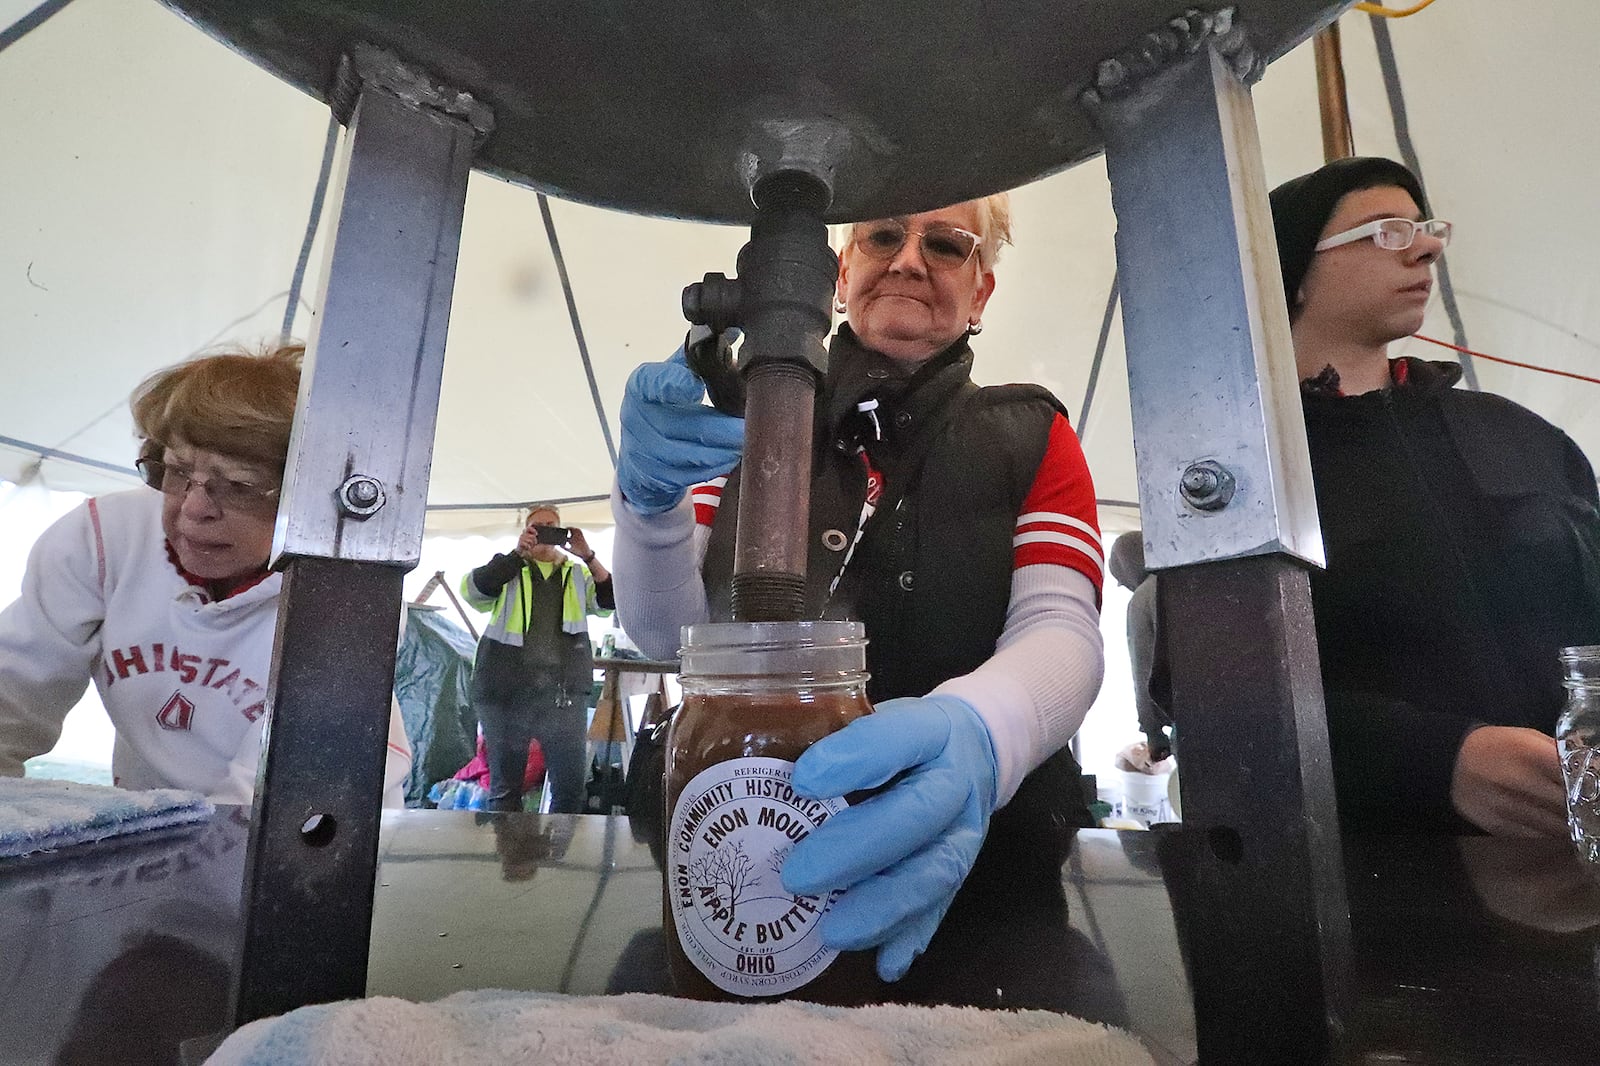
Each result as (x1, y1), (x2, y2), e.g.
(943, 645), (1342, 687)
(1086, 10), (1351, 1061)
(1368, 12), (1480, 390)
(538, 192), (618, 466)
(1313, 22), (1356, 162)
(0, 0), (74, 55)
(1075, 272), (1119, 437)
(232, 44), (492, 1026)
(280, 114), (341, 344)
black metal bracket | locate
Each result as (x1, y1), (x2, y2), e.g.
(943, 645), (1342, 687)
(1156, 556), (1352, 1062)
(232, 559), (405, 1024)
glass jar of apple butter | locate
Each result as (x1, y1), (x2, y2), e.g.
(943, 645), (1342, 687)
(664, 619), (884, 1003)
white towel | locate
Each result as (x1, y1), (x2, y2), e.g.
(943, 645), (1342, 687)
(0, 776), (212, 859)
(205, 989), (1155, 1066)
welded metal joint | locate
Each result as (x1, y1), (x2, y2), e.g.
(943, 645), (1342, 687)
(273, 54), (485, 569)
(1180, 460), (1235, 511)
(336, 474), (385, 519)
(331, 42), (495, 142)
(1080, 3), (1322, 570)
(738, 119), (846, 210)
(1080, 6), (1263, 107)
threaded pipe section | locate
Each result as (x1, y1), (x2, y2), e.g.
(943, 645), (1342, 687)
(731, 573), (807, 622)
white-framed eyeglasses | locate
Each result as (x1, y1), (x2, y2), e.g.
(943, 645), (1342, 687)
(1315, 217), (1452, 253)
(851, 219), (984, 270)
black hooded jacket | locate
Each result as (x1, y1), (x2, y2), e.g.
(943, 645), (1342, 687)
(1301, 356), (1600, 830)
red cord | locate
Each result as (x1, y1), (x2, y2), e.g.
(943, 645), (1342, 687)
(1411, 333), (1600, 386)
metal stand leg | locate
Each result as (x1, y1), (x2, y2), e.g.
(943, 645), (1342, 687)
(232, 46), (490, 1025)
(234, 560), (403, 1019)
(1156, 559), (1350, 1061)
(1086, 13), (1350, 1061)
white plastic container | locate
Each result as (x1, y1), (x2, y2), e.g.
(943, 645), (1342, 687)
(1118, 769), (1172, 827)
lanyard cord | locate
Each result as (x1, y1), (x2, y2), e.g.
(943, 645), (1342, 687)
(823, 386), (976, 608)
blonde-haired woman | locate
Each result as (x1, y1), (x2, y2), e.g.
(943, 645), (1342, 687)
(0, 343), (410, 805)
(612, 195), (1105, 981)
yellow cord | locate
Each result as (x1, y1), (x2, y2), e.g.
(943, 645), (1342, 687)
(1355, 0), (1438, 17)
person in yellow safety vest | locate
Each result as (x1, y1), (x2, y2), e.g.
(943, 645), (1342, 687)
(460, 505), (612, 812)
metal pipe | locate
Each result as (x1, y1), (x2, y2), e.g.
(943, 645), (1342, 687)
(732, 362), (818, 619)
(1313, 23), (1355, 162)
(726, 172), (836, 621)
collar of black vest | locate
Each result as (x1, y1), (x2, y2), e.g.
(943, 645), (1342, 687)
(821, 324), (974, 441)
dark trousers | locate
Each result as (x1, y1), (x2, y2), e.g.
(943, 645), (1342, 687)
(477, 665), (588, 814)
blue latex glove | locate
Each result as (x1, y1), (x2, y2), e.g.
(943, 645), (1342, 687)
(780, 694), (999, 981)
(616, 343), (745, 515)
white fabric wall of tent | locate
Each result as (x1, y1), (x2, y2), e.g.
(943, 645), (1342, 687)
(2, 1), (1597, 781)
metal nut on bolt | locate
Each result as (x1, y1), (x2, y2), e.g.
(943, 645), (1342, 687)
(337, 474), (386, 518)
(1179, 460), (1235, 511)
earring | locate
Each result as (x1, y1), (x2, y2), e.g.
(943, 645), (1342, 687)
(834, 300), (848, 315)
(966, 321), (984, 336)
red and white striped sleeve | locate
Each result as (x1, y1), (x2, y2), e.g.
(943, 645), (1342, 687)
(691, 476), (728, 528)
(1012, 413), (1104, 600)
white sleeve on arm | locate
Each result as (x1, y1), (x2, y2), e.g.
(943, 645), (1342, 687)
(382, 607), (413, 807)
(382, 695), (412, 808)
(0, 503), (106, 777)
(609, 481), (710, 660)
(210, 721), (266, 805)
(934, 564), (1105, 808)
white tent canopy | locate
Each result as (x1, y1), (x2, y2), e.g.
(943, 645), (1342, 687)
(3, 0), (1598, 538)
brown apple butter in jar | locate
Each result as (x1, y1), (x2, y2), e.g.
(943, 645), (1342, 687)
(665, 619), (885, 1004)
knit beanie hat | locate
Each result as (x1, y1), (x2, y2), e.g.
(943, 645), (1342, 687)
(1268, 156), (1430, 311)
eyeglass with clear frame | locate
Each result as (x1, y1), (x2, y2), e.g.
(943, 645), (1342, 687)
(136, 456), (281, 514)
(1314, 217), (1452, 253)
(852, 219), (984, 270)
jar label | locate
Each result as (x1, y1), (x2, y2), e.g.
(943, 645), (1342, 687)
(668, 757), (848, 997)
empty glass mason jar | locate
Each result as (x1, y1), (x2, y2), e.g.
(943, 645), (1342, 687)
(1555, 646), (1600, 867)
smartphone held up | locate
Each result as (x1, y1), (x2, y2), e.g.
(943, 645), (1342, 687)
(534, 524), (571, 547)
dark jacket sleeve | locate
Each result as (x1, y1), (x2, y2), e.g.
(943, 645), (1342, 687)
(1126, 576), (1169, 741)
(1559, 430), (1600, 509)
(1150, 620), (1478, 831)
(469, 552), (526, 599)
(1323, 689), (1480, 832)
(593, 574), (615, 612)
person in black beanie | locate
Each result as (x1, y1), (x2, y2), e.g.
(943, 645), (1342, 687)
(1269, 156), (1600, 836)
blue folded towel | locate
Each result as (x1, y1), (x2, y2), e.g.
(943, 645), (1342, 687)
(0, 776), (213, 859)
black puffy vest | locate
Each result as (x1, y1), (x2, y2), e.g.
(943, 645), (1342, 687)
(702, 329), (1094, 901)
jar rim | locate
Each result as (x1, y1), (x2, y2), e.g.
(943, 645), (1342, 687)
(682, 619), (865, 650)
(680, 620), (867, 677)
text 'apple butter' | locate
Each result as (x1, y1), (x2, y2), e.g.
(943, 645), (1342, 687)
(665, 619), (884, 1004)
